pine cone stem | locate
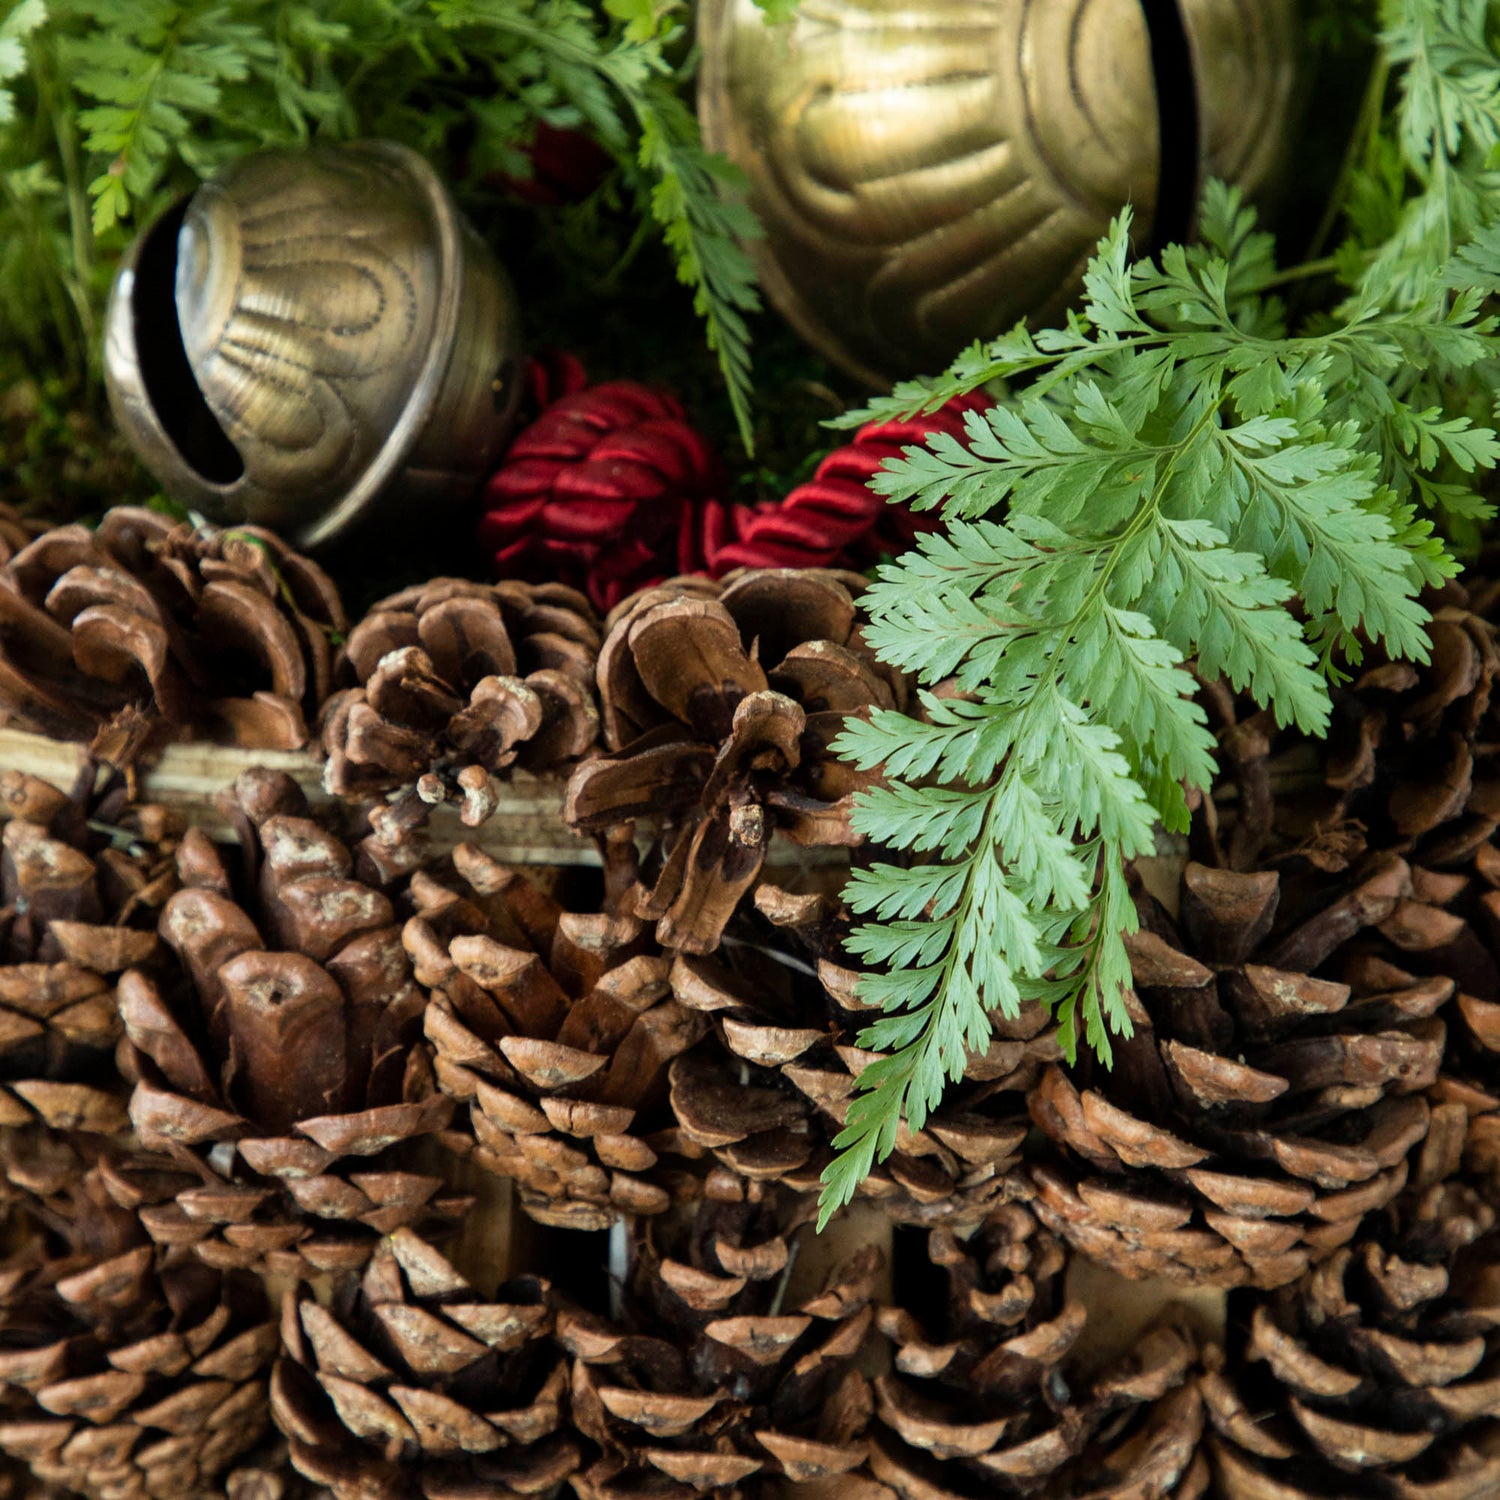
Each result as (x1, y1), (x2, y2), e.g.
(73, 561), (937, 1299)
(436, 1154), (531, 1296)
(1064, 1255), (1227, 1378)
(783, 1201), (894, 1310)
(0, 727), (853, 877)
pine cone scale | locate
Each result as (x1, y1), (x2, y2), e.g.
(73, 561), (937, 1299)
(116, 774), (464, 1276)
(323, 579), (600, 831)
(420, 850), (696, 1228)
(272, 1230), (574, 1499)
(569, 570), (900, 955)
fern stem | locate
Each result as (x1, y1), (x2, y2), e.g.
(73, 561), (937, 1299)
(1072, 392), (1231, 624)
(34, 38), (95, 378)
(0, 170), (79, 378)
(1247, 254), (1342, 291)
(108, 10), (186, 218)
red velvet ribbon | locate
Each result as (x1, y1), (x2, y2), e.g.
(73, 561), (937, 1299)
(490, 122), (614, 207)
(478, 357), (989, 607)
(479, 370), (725, 611)
(707, 395), (990, 576)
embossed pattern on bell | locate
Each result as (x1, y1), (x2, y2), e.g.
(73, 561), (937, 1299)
(175, 149), (438, 506)
(104, 140), (524, 550)
(1190, 0), (1299, 205)
(700, 0), (1299, 385)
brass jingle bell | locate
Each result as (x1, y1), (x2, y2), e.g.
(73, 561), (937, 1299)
(699, 0), (1299, 386)
(104, 141), (524, 550)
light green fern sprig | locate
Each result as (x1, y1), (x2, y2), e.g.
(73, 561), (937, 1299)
(817, 187), (1500, 1225)
(431, 0), (764, 446)
(1365, 0), (1500, 297)
(53, 0), (275, 234)
(0, 0), (47, 126)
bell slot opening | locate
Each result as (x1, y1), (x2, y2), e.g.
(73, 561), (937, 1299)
(133, 198), (246, 486)
(1137, 0), (1201, 255)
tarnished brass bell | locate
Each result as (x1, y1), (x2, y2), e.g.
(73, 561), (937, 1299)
(104, 141), (524, 549)
(700, 0), (1299, 385)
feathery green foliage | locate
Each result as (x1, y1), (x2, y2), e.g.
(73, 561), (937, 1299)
(819, 0), (1500, 1225)
(0, 0), (764, 445)
(0, 0), (44, 125)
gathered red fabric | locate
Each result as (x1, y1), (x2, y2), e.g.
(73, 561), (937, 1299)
(490, 121), (613, 206)
(479, 361), (988, 607)
(478, 378), (725, 611)
(707, 394), (991, 575)
(522, 348), (590, 414)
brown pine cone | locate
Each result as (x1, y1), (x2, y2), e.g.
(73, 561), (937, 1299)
(0, 505), (43, 573)
(412, 843), (706, 1230)
(0, 1169), (277, 1500)
(564, 569), (904, 954)
(1196, 580), (1500, 878)
(269, 1227), (578, 1500)
(865, 1205), (1086, 1495)
(666, 917), (1048, 1226)
(559, 1188), (882, 1498)
(1202, 1168), (1500, 1498)
(1040, 600), (1500, 1294)
(1198, 589), (1500, 987)
(0, 507), (346, 751)
(1290, 592), (1500, 866)
(0, 768), (179, 1148)
(1315, 594), (1500, 1205)
(1030, 847), (1446, 1290)
(115, 770), (465, 1277)
(1435, 984), (1500, 1200)
(224, 1439), (335, 1500)
(864, 1205), (1207, 1498)
(1058, 1344), (1210, 1500)
(321, 577), (600, 820)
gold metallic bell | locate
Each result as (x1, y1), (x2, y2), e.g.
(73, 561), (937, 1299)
(699, 0), (1299, 385)
(104, 141), (524, 549)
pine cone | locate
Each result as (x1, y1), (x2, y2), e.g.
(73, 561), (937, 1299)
(0, 507), (345, 750)
(1197, 585), (1500, 923)
(1202, 1168), (1500, 1498)
(865, 1205), (1086, 1494)
(559, 1188), (881, 1498)
(1059, 1351), (1210, 1500)
(224, 1440), (335, 1500)
(863, 1205), (1208, 1498)
(665, 906), (1048, 1225)
(0, 1169), (277, 1500)
(1033, 599), (1500, 1293)
(1436, 985), (1500, 1201)
(269, 1227), (578, 1500)
(0, 768), (179, 1147)
(1030, 851), (1444, 1290)
(412, 844), (707, 1230)
(0, 505), (43, 573)
(1291, 592), (1500, 867)
(1270, 583), (1500, 1213)
(321, 578), (600, 821)
(116, 770), (465, 1277)
(564, 570), (904, 954)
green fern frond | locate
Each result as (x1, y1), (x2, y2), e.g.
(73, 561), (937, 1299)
(818, 182), (1500, 1225)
